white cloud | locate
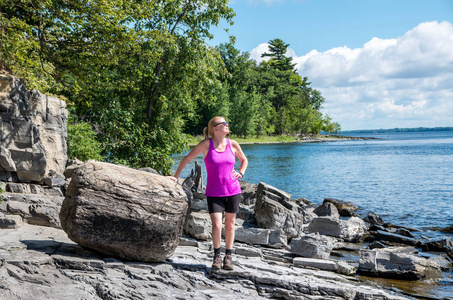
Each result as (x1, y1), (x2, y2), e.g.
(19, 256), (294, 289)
(249, 43), (271, 63)
(250, 21), (453, 130)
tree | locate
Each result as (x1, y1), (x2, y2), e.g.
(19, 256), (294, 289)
(261, 38), (296, 71)
(0, 0), (235, 174)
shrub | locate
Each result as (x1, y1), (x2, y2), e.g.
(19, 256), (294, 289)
(67, 120), (103, 162)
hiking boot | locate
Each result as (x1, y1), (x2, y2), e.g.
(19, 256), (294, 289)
(223, 254), (234, 270)
(211, 254), (222, 270)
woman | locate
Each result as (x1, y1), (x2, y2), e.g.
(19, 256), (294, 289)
(171, 116), (248, 271)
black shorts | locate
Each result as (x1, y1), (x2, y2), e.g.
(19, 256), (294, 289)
(207, 194), (242, 214)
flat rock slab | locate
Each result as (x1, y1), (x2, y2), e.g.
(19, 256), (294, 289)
(0, 224), (411, 300)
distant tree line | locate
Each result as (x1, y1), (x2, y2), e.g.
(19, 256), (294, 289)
(184, 39), (341, 138)
(0, 0), (339, 174)
(341, 127), (453, 134)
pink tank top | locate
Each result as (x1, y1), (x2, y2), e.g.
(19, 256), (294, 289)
(204, 138), (242, 197)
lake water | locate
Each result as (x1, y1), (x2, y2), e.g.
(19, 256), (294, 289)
(174, 131), (453, 238)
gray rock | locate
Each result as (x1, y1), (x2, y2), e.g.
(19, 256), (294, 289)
(268, 228), (288, 248)
(234, 226), (270, 245)
(63, 158), (83, 178)
(446, 246), (453, 260)
(370, 230), (419, 246)
(293, 257), (356, 275)
(30, 184), (45, 194)
(0, 147), (16, 172)
(239, 180), (257, 205)
(289, 233), (336, 259)
(237, 203), (255, 222)
(359, 247), (442, 280)
(183, 211), (212, 240)
(0, 214), (22, 229)
(1, 190), (63, 228)
(293, 197), (316, 208)
(323, 197), (358, 210)
(420, 237), (452, 252)
(394, 227), (415, 238)
(182, 161), (204, 194)
(59, 161), (189, 262)
(190, 197), (208, 211)
(313, 202), (340, 219)
(363, 211), (384, 226)
(43, 174), (66, 187)
(5, 182), (31, 193)
(307, 216), (368, 243)
(369, 241), (387, 249)
(233, 226), (287, 248)
(28, 204), (61, 228)
(0, 75), (68, 182)
(426, 254), (452, 271)
(254, 182), (313, 239)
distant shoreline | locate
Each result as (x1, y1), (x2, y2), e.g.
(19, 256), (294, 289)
(188, 135), (376, 146)
(340, 126), (453, 134)
(238, 135), (377, 145)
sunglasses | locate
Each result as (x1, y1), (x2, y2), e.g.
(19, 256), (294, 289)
(214, 121), (229, 127)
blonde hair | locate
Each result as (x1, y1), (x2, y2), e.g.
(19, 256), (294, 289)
(203, 116), (224, 139)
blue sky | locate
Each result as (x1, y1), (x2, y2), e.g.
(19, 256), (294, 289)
(209, 0), (453, 130)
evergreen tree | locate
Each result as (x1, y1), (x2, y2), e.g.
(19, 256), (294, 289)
(261, 38), (296, 71)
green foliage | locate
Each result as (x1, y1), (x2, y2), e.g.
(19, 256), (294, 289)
(67, 113), (103, 162)
(183, 39), (334, 138)
(1, 0), (235, 175)
(2, 1), (341, 171)
(261, 38), (296, 71)
(0, 185), (4, 204)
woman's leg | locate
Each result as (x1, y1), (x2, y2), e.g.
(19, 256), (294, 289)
(224, 212), (236, 250)
(210, 212), (223, 249)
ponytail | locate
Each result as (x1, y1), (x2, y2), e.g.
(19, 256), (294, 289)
(204, 116), (223, 139)
(203, 127), (212, 139)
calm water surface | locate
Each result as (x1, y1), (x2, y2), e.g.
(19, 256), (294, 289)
(174, 131), (453, 235)
(174, 131), (453, 298)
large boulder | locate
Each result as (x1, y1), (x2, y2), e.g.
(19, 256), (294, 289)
(59, 161), (189, 262)
(254, 182), (314, 239)
(359, 247), (442, 280)
(0, 75), (67, 183)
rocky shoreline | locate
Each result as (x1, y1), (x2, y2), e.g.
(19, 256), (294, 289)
(0, 74), (451, 299)
(1, 162), (452, 299)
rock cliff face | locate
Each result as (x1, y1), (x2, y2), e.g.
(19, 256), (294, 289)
(0, 75), (67, 183)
